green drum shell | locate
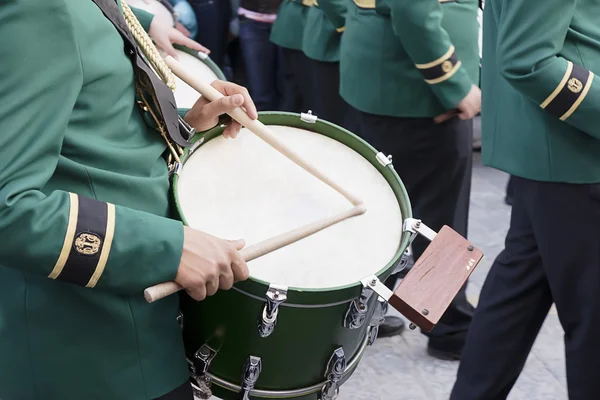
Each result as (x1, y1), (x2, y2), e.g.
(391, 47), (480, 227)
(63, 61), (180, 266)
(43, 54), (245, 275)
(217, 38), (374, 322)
(173, 112), (413, 399)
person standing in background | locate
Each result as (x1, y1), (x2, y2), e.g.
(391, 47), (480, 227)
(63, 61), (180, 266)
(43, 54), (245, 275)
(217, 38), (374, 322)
(270, 0), (313, 113)
(237, 0), (283, 110)
(301, 0), (348, 127)
(169, 0), (199, 38)
(451, 0), (600, 397)
(189, 0), (232, 69)
(339, 0), (480, 359)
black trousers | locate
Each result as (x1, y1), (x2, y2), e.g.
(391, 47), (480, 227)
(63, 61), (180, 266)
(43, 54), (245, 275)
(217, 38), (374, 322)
(279, 47), (313, 114)
(451, 177), (600, 400)
(305, 58), (349, 129)
(154, 381), (193, 400)
(454, 120), (473, 238)
(353, 110), (475, 344)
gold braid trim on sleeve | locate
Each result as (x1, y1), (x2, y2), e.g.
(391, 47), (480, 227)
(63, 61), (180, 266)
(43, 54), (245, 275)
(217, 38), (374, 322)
(121, 1), (176, 91)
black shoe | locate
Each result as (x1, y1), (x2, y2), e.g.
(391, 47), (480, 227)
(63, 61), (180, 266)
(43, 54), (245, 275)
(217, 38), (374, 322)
(427, 336), (465, 361)
(376, 316), (405, 338)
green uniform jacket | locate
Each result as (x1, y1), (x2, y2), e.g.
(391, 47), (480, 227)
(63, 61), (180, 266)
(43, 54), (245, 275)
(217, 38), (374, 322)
(340, 0), (480, 118)
(482, 0), (600, 183)
(0, 1), (190, 399)
(302, 0), (345, 62)
(270, 0), (310, 50)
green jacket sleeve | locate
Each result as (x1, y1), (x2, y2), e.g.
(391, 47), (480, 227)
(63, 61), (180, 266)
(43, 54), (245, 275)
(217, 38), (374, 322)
(496, 0), (600, 140)
(318, 0), (347, 32)
(129, 5), (155, 32)
(0, 0), (183, 295)
(388, 0), (473, 109)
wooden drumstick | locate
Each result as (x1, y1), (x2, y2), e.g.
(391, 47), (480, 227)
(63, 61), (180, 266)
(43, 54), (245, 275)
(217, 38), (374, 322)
(164, 56), (363, 207)
(144, 204), (367, 303)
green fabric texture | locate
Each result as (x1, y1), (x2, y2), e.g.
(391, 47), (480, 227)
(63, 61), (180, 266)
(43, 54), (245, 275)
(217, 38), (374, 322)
(482, 0), (600, 183)
(0, 1), (189, 398)
(340, 0), (478, 118)
(130, 4), (155, 31)
(270, 0), (308, 50)
(302, 4), (343, 62)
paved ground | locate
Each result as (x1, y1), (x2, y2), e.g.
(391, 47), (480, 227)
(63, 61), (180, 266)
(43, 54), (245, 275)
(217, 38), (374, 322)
(207, 117), (568, 399)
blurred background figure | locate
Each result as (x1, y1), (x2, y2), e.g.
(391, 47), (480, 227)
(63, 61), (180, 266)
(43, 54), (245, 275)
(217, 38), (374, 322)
(270, 0), (313, 113)
(237, 0), (283, 110)
(189, 0), (232, 69)
(169, 0), (199, 37)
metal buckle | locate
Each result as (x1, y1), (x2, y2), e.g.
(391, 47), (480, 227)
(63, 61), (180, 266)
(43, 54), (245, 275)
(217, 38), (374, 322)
(178, 115), (196, 143)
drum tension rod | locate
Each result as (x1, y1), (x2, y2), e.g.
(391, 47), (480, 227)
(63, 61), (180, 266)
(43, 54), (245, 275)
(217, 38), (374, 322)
(321, 348), (346, 400)
(241, 356), (262, 400)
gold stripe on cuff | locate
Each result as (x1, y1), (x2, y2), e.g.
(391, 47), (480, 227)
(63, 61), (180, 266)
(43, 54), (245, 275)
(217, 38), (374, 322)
(541, 62), (573, 109)
(337, 26), (346, 33)
(353, 0), (376, 8)
(49, 193), (79, 279)
(425, 60), (462, 84)
(561, 71), (594, 121)
(415, 46), (455, 70)
(86, 203), (116, 288)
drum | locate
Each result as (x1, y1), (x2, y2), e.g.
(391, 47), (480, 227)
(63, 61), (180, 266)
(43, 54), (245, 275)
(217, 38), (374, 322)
(169, 48), (227, 109)
(173, 112), (413, 400)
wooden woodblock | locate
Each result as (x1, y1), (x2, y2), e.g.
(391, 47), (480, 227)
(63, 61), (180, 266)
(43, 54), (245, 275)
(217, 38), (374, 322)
(388, 225), (483, 332)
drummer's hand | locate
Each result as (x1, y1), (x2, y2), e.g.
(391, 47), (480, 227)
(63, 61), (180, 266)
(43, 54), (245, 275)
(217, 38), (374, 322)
(456, 84), (481, 120)
(175, 227), (249, 301)
(149, 16), (210, 59)
(184, 81), (258, 139)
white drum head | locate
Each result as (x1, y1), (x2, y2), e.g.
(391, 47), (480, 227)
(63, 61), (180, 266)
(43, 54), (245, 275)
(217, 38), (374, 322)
(177, 125), (403, 289)
(171, 50), (220, 109)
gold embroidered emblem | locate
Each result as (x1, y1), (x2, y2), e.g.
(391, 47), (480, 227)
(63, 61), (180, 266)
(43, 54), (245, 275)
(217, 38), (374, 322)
(74, 233), (102, 255)
(567, 78), (583, 93)
(442, 60), (453, 73)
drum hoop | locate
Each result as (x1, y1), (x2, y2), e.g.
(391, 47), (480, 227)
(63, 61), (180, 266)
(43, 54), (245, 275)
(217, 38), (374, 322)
(230, 285), (354, 308)
(172, 112), (413, 305)
(173, 44), (227, 81)
(199, 329), (369, 398)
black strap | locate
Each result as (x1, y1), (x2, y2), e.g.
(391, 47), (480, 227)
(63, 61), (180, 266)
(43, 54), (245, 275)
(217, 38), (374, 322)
(90, 0), (191, 146)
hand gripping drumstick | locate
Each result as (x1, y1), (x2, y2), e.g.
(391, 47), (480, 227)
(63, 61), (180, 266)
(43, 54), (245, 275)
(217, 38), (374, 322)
(144, 204), (367, 303)
(164, 56), (363, 207)
(144, 56), (367, 303)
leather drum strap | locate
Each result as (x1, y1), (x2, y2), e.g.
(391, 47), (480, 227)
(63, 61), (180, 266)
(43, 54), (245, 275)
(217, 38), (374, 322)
(90, 0), (191, 147)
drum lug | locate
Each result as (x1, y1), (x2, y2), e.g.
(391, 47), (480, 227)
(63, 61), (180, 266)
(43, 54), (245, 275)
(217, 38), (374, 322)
(367, 297), (388, 346)
(168, 161), (182, 176)
(241, 356), (262, 400)
(300, 110), (318, 123)
(391, 246), (413, 275)
(375, 151), (393, 167)
(320, 348), (346, 400)
(258, 284), (288, 338)
(189, 344), (217, 399)
(343, 286), (373, 329)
